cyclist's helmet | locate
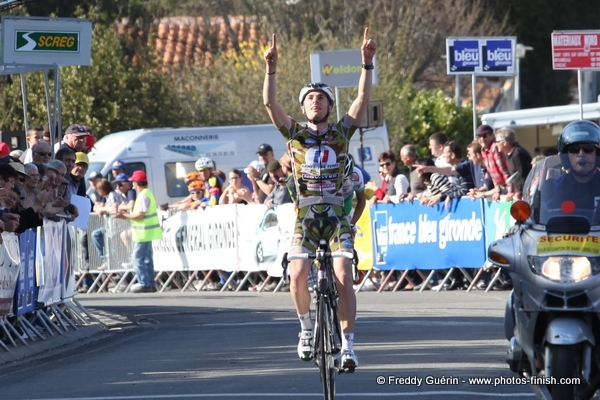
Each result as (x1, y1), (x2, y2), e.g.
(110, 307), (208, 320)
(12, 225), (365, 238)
(111, 160), (126, 171)
(343, 154), (355, 178)
(558, 120), (600, 166)
(195, 157), (213, 171)
(299, 83), (335, 106)
(185, 171), (202, 184)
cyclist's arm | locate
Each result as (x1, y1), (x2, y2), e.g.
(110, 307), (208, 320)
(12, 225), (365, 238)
(347, 30), (375, 126)
(351, 190), (366, 226)
(263, 34), (288, 129)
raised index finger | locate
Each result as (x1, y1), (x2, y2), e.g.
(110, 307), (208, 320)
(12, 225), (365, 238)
(363, 27), (369, 42)
(272, 33), (277, 48)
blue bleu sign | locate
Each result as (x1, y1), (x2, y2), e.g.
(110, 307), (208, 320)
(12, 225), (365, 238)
(447, 39), (480, 74)
(447, 36), (516, 75)
(482, 39), (515, 73)
(14, 229), (36, 315)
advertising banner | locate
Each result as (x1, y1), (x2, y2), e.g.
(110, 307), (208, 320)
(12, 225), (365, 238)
(153, 206), (238, 272)
(370, 200), (486, 270)
(354, 207), (374, 271)
(14, 229), (36, 315)
(446, 36), (516, 75)
(552, 31), (600, 70)
(0, 233), (21, 316)
(62, 226), (77, 299)
(38, 220), (64, 306)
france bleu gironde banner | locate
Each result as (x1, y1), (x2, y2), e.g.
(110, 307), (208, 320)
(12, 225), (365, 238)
(370, 199), (486, 270)
(15, 229), (36, 315)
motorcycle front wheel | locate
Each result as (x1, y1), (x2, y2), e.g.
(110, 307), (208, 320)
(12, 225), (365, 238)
(550, 344), (580, 400)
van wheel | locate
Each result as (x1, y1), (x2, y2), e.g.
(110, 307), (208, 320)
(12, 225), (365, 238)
(256, 243), (264, 263)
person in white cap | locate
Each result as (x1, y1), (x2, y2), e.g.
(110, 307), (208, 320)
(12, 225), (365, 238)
(247, 143), (275, 203)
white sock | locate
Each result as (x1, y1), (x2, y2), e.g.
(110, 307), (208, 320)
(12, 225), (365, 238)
(342, 332), (354, 351)
(298, 312), (313, 331)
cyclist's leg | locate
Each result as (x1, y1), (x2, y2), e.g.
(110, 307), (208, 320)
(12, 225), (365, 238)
(289, 212), (319, 361)
(329, 212), (358, 368)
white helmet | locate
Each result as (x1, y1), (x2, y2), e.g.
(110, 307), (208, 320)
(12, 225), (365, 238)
(195, 157), (213, 171)
(299, 83), (335, 106)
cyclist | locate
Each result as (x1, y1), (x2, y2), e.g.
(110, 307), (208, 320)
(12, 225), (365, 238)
(263, 28), (376, 370)
(195, 157), (223, 207)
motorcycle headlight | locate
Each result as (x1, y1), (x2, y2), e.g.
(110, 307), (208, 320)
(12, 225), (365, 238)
(528, 256), (600, 283)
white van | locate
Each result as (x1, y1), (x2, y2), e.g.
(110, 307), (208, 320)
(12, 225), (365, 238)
(87, 123), (390, 205)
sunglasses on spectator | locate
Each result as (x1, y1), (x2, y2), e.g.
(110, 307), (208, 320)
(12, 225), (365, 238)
(567, 145), (596, 154)
(379, 162), (391, 167)
(35, 152), (52, 157)
(494, 139), (505, 143)
(190, 191), (202, 195)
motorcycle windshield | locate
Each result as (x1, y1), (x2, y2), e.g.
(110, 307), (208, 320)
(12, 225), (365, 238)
(522, 154), (600, 226)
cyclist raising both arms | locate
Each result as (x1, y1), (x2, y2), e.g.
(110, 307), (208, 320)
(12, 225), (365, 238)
(263, 28), (376, 370)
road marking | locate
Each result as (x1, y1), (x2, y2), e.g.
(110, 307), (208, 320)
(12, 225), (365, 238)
(201, 320), (502, 327)
(34, 391), (536, 399)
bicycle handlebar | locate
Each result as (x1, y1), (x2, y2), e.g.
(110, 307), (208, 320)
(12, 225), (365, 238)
(285, 251), (354, 261)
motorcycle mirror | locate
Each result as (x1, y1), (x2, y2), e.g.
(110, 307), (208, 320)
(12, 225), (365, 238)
(510, 201), (531, 224)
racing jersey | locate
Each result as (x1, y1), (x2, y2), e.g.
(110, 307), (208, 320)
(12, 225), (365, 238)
(341, 166), (365, 215)
(279, 116), (357, 209)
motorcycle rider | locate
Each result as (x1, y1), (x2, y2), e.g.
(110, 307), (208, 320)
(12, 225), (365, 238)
(549, 120), (600, 210)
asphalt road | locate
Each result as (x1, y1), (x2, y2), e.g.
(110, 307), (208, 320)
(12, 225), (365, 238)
(0, 290), (539, 400)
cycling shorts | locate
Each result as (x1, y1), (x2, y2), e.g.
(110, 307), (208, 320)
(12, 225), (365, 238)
(289, 204), (353, 254)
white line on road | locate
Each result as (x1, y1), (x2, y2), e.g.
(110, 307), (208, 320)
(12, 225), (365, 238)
(34, 391), (536, 399)
(201, 320), (502, 327)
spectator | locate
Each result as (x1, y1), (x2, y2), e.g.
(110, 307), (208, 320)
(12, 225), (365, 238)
(56, 124), (89, 153)
(399, 144), (424, 195)
(219, 169), (254, 205)
(475, 124), (511, 201)
(247, 144), (275, 203)
(415, 141), (475, 203)
(8, 162), (30, 192)
(429, 132), (450, 167)
(0, 143), (11, 158)
(244, 161), (265, 203)
(31, 142), (52, 164)
(91, 179), (122, 272)
(494, 127), (532, 200)
(264, 160), (292, 209)
(114, 170), (163, 293)
(47, 160), (68, 195)
(87, 171), (105, 205)
(42, 123), (60, 145)
(20, 126), (44, 163)
(177, 180), (205, 211)
(111, 160), (127, 180)
(113, 173), (136, 212)
(10, 150), (23, 159)
(194, 157), (223, 207)
(21, 163), (40, 207)
(369, 150), (409, 206)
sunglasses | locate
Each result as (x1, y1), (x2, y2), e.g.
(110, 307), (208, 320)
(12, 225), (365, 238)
(494, 139), (505, 144)
(567, 145), (596, 154)
(190, 190), (202, 195)
(35, 152), (52, 157)
(379, 162), (391, 167)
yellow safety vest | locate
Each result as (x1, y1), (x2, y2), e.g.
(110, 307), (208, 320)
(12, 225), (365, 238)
(130, 188), (163, 242)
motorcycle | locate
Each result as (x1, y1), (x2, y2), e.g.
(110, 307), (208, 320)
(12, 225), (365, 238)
(488, 154), (600, 400)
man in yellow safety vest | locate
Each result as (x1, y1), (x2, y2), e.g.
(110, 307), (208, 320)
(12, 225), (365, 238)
(114, 170), (163, 293)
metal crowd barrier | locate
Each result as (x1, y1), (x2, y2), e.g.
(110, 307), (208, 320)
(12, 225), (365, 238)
(73, 215), (135, 293)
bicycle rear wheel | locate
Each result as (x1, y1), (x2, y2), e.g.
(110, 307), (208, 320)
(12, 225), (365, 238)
(316, 290), (336, 400)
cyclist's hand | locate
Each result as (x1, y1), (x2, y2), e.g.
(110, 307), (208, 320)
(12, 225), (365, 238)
(361, 27), (377, 63)
(264, 33), (278, 70)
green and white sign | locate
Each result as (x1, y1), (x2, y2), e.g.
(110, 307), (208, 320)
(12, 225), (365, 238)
(1, 16), (91, 66)
(15, 31), (79, 52)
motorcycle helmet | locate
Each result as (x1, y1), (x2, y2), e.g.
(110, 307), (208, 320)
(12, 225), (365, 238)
(298, 83), (335, 106)
(558, 120), (600, 167)
(195, 157), (213, 171)
(343, 154), (355, 178)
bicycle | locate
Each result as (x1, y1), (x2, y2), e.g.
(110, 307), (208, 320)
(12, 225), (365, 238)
(283, 239), (356, 400)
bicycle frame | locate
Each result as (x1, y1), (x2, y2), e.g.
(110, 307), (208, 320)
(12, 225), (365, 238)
(283, 239), (354, 400)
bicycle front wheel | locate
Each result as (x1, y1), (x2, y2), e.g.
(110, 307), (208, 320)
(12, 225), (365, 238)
(316, 290), (336, 400)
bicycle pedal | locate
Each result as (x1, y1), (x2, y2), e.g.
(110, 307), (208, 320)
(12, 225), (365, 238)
(342, 366), (355, 374)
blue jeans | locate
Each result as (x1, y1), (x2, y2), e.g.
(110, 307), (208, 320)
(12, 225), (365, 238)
(133, 241), (155, 287)
(91, 228), (105, 260)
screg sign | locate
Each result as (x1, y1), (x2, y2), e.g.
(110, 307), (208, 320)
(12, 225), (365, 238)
(310, 50), (378, 88)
